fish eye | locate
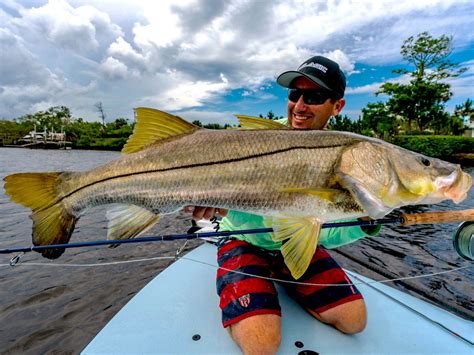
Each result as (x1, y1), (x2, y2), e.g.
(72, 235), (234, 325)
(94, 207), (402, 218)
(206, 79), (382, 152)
(421, 158), (431, 167)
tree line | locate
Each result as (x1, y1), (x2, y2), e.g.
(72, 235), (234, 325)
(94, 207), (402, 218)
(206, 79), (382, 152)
(328, 98), (471, 139)
(0, 105), (134, 150)
(328, 32), (472, 139)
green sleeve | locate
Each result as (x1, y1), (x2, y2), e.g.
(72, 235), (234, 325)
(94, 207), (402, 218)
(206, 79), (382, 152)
(318, 222), (381, 249)
(219, 210), (282, 250)
(276, 117), (289, 126)
(221, 212), (380, 250)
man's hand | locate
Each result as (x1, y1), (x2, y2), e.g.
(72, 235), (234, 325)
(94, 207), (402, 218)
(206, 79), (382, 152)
(183, 206), (228, 220)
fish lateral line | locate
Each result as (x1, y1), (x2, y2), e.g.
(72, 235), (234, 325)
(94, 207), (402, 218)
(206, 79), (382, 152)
(57, 143), (350, 205)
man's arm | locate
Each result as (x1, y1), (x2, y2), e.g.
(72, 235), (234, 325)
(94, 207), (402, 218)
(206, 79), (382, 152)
(319, 219), (381, 249)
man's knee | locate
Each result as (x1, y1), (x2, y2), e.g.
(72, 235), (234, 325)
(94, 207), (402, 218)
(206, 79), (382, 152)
(228, 314), (281, 354)
(310, 299), (367, 334)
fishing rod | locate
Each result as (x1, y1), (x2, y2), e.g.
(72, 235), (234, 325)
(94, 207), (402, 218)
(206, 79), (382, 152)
(1, 209), (473, 260)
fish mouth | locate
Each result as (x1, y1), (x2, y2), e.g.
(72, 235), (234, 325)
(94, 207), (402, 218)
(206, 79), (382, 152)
(436, 169), (472, 203)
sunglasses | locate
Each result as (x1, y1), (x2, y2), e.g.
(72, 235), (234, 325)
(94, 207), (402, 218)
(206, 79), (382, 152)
(288, 88), (333, 105)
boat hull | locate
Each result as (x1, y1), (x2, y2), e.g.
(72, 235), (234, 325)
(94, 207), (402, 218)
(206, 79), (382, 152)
(82, 243), (473, 354)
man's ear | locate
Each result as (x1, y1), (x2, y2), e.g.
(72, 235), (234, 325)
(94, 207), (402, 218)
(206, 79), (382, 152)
(332, 98), (346, 115)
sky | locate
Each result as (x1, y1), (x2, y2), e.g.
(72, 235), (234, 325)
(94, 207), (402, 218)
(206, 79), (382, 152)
(0, 0), (473, 126)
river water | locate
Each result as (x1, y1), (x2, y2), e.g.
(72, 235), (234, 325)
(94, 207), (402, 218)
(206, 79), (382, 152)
(0, 147), (472, 353)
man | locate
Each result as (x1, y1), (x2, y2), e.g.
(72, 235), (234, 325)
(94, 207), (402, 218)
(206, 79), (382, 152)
(186, 56), (380, 354)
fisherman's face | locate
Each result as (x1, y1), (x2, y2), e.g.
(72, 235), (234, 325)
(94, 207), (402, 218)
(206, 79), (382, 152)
(287, 76), (345, 130)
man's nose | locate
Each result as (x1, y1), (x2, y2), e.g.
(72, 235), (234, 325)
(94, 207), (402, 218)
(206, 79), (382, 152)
(294, 95), (307, 111)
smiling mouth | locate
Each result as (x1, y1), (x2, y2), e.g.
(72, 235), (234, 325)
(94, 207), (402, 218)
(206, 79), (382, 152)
(293, 114), (311, 121)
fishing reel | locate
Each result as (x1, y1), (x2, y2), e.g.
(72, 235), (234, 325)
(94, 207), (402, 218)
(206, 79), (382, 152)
(453, 221), (474, 261)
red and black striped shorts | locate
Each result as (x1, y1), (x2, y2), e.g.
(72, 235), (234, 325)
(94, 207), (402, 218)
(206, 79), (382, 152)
(216, 239), (363, 327)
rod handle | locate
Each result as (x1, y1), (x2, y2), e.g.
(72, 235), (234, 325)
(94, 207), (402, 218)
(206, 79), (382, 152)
(400, 209), (474, 226)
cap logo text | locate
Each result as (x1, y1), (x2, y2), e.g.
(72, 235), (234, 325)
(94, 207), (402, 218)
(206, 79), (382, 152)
(299, 63), (328, 73)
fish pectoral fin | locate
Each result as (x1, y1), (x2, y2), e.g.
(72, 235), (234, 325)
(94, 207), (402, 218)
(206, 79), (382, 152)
(268, 217), (321, 279)
(106, 204), (159, 244)
(280, 187), (342, 203)
(122, 108), (200, 154)
(340, 176), (392, 219)
(234, 115), (290, 130)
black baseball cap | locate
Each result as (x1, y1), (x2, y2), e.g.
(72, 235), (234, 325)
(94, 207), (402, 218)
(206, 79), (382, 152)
(277, 56), (346, 98)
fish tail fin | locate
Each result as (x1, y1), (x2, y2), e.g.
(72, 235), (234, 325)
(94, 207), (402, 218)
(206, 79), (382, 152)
(4, 172), (76, 259)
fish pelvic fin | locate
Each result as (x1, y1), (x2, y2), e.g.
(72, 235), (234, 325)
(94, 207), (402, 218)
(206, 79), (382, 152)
(234, 114), (289, 130)
(4, 172), (76, 259)
(123, 108), (201, 154)
(268, 216), (321, 280)
(106, 204), (159, 245)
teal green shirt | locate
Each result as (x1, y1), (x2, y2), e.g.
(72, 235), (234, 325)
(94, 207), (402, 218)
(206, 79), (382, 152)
(219, 211), (380, 250)
(220, 117), (380, 250)
(277, 117), (289, 126)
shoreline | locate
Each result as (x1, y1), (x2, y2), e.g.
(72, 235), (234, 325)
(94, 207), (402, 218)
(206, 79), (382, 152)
(2, 145), (473, 165)
(0, 145), (119, 151)
(448, 152), (474, 166)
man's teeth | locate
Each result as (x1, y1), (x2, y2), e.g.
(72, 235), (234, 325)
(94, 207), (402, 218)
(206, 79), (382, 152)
(294, 115), (309, 120)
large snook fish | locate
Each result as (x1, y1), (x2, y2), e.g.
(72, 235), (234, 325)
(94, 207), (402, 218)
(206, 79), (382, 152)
(4, 108), (472, 278)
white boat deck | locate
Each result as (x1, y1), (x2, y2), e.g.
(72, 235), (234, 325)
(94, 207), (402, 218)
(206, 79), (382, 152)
(83, 243), (473, 354)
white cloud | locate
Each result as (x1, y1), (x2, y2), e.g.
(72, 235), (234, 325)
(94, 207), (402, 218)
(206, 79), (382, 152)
(220, 73), (228, 84)
(0, 7), (12, 23)
(11, 0), (122, 53)
(446, 59), (474, 97)
(346, 83), (383, 95)
(322, 49), (355, 74)
(131, 1), (190, 48)
(0, 27), (67, 115)
(346, 74), (412, 95)
(107, 37), (145, 64)
(100, 57), (128, 79)
(178, 110), (237, 126)
(142, 71), (230, 111)
(1, 0), (473, 122)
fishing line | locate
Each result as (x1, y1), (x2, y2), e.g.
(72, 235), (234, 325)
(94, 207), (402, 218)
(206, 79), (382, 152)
(3, 245), (471, 343)
(1, 252), (471, 345)
(0, 253), (470, 288)
(345, 270), (474, 346)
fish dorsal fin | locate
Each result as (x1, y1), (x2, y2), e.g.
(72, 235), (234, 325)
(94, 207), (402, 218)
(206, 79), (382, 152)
(267, 216), (322, 279)
(122, 107), (200, 154)
(106, 204), (159, 242)
(234, 114), (289, 130)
